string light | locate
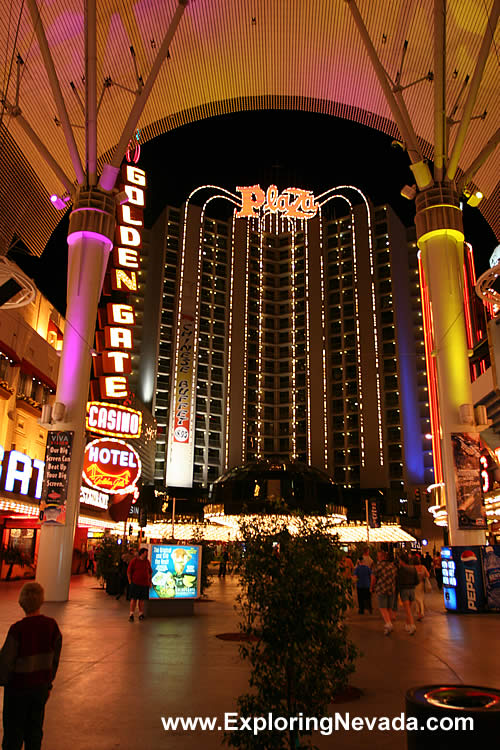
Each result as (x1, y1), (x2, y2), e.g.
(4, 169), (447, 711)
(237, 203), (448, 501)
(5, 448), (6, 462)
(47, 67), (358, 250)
(291, 222), (297, 459)
(225, 211), (237, 470)
(257, 215), (264, 459)
(242, 221), (251, 462)
(418, 254), (443, 484)
(318, 210), (329, 470)
(304, 222), (312, 464)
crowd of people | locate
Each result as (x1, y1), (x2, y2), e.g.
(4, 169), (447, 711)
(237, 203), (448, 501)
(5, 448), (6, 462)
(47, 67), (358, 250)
(345, 546), (438, 635)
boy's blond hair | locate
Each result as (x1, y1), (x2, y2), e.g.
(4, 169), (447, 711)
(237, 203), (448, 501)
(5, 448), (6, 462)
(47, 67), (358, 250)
(19, 582), (44, 614)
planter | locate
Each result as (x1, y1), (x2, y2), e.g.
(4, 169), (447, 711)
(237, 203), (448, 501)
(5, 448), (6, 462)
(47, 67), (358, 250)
(0, 383), (13, 400)
(16, 397), (42, 417)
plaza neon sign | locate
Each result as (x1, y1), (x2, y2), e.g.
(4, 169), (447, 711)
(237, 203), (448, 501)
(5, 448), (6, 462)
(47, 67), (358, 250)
(236, 184), (318, 220)
(82, 438), (141, 494)
(86, 401), (142, 439)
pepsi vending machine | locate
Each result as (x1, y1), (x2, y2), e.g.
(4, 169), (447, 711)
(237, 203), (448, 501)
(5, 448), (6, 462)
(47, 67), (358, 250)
(441, 546), (486, 613)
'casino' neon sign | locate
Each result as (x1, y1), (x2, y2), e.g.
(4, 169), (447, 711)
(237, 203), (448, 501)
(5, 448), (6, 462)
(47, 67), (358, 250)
(236, 184), (318, 220)
(86, 401), (142, 439)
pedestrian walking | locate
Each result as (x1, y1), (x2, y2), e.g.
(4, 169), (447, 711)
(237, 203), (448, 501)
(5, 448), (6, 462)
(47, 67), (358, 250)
(360, 547), (374, 568)
(370, 549), (397, 635)
(218, 548), (229, 578)
(353, 559), (372, 614)
(423, 552), (433, 572)
(413, 554), (431, 620)
(86, 546), (95, 575)
(433, 553), (443, 590)
(0, 582), (62, 750)
(127, 548), (153, 621)
(116, 548), (135, 601)
(397, 551), (418, 634)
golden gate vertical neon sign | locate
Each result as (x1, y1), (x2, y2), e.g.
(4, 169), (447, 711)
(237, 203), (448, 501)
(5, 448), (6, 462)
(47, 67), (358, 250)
(92, 165), (146, 400)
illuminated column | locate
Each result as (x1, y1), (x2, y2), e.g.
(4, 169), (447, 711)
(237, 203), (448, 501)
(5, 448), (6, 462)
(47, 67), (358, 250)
(415, 186), (486, 546)
(37, 190), (116, 601)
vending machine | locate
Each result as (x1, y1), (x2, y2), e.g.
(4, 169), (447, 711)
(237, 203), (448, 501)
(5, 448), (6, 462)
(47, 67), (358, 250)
(482, 545), (500, 610)
(441, 546), (486, 613)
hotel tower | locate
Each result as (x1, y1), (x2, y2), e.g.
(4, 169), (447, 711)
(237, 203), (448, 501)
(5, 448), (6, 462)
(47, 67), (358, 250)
(139, 184), (435, 522)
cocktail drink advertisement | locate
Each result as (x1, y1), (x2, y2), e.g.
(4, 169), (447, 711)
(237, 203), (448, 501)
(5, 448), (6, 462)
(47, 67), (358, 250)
(149, 544), (201, 599)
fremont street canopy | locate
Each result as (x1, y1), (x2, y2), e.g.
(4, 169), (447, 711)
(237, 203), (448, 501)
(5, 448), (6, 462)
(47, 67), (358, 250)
(0, 0), (498, 257)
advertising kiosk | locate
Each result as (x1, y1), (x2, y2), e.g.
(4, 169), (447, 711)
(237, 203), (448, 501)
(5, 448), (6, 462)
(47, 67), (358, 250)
(146, 543), (202, 616)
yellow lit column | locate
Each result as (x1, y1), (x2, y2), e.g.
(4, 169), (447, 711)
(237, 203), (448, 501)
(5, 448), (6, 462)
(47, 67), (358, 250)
(416, 186), (486, 546)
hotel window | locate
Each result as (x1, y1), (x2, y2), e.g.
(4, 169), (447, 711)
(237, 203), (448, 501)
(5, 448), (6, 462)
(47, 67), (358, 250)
(387, 410), (401, 424)
(388, 427), (401, 442)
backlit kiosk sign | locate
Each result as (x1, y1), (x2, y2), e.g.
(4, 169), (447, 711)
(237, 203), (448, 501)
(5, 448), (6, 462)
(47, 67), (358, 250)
(149, 544), (201, 599)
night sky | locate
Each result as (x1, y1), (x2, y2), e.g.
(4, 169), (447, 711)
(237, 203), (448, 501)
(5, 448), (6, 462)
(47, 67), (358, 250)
(11, 110), (497, 313)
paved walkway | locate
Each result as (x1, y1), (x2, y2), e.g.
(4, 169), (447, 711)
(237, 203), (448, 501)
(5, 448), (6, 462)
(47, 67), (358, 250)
(0, 574), (499, 749)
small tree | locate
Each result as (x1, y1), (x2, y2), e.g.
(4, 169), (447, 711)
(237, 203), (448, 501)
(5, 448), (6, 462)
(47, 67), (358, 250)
(190, 529), (216, 595)
(94, 536), (121, 586)
(225, 514), (357, 750)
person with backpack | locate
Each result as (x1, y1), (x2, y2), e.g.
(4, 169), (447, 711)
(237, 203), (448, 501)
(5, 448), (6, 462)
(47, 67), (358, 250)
(397, 551), (419, 634)
(370, 548), (397, 635)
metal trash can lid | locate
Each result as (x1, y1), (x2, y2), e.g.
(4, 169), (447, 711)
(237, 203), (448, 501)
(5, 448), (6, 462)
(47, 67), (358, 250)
(424, 686), (500, 710)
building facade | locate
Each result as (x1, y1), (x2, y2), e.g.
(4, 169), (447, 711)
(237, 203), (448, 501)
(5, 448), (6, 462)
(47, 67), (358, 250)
(144, 185), (433, 522)
(0, 281), (62, 578)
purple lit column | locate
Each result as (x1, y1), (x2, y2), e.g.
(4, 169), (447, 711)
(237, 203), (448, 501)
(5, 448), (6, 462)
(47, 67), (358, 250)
(36, 190), (115, 601)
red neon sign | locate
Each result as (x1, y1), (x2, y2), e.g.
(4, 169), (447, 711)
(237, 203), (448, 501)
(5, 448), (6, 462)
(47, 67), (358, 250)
(86, 402), (142, 439)
(82, 438), (141, 494)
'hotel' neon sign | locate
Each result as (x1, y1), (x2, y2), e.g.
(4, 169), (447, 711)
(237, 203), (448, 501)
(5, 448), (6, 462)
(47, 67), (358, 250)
(236, 184), (318, 220)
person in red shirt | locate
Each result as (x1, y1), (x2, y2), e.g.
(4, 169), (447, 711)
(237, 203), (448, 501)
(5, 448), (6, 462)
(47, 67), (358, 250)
(127, 548), (153, 621)
(0, 582), (62, 750)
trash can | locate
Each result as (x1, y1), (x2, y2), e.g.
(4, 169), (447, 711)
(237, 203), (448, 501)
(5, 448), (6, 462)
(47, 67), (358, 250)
(406, 685), (500, 747)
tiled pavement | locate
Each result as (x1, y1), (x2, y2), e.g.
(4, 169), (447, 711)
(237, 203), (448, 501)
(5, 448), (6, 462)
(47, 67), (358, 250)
(0, 574), (498, 749)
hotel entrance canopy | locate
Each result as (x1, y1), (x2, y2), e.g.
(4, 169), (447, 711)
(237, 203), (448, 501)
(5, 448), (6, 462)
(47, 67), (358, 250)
(0, 0), (498, 259)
